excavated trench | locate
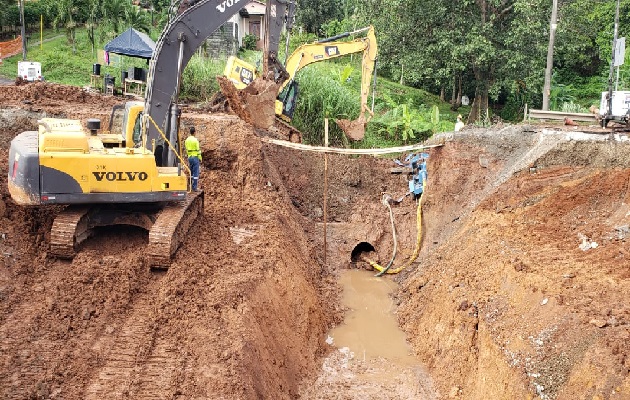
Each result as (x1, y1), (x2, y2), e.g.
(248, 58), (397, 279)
(0, 83), (629, 399)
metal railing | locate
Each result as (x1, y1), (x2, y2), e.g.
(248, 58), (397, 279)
(528, 109), (597, 122)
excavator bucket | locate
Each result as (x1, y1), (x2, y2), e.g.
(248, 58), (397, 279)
(336, 115), (367, 141)
(217, 75), (280, 130)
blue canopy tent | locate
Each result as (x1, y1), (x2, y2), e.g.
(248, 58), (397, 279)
(102, 28), (155, 92)
(104, 28), (155, 59)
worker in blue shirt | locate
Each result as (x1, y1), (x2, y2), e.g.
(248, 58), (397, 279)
(185, 126), (202, 191)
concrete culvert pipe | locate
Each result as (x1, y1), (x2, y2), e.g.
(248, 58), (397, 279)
(351, 242), (375, 263)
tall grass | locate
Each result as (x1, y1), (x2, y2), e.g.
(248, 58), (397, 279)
(180, 55), (225, 101)
(291, 61), (461, 146)
(290, 63), (360, 146)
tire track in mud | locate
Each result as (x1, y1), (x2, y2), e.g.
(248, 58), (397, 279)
(84, 273), (181, 399)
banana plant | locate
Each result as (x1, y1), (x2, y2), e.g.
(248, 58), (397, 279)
(336, 65), (354, 85)
(371, 98), (443, 143)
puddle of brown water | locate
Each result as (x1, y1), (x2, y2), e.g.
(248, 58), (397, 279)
(298, 269), (436, 399)
(329, 269), (418, 366)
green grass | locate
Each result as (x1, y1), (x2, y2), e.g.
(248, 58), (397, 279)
(290, 63), (360, 146)
(1, 29), (150, 86)
(290, 60), (466, 146)
(180, 56), (225, 102)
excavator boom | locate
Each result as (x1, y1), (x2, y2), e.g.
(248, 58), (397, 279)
(145, 0), (292, 167)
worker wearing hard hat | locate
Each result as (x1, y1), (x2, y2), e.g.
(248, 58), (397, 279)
(185, 126), (202, 191)
(454, 114), (465, 132)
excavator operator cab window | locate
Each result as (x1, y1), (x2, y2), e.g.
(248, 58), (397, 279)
(132, 112), (143, 147)
(280, 80), (299, 119)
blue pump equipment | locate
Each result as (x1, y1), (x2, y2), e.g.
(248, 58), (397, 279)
(394, 152), (429, 198)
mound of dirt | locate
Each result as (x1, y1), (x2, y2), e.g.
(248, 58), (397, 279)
(397, 128), (630, 399)
(1, 82), (121, 120)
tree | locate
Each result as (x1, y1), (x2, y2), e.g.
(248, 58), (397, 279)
(125, 6), (151, 34)
(362, 0), (551, 123)
(84, 0), (100, 59)
(0, 2), (20, 31)
(51, 0), (80, 54)
(296, 0), (343, 34)
(101, 0), (129, 37)
(0, 0), (14, 27)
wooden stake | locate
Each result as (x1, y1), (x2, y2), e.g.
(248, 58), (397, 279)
(323, 118), (329, 266)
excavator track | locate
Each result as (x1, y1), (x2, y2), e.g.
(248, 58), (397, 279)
(145, 191), (204, 268)
(49, 206), (92, 259)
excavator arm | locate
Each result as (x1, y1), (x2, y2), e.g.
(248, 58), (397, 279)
(279, 26), (378, 140)
(279, 26), (377, 115)
(222, 26), (378, 140)
(263, 0), (294, 84)
(143, 0), (293, 167)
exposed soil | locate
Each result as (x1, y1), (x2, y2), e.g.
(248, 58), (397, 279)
(0, 82), (628, 399)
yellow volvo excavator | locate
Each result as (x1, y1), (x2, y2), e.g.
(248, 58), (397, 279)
(7, 0), (295, 267)
(222, 26), (378, 140)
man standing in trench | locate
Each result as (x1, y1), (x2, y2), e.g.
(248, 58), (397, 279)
(185, 126), (202, 192)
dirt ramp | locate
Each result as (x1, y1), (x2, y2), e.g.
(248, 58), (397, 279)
(157, 116), (340, 398)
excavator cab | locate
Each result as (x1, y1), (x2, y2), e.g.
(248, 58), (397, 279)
(223, 56), (257, 90)
(277, 80), (299, 121)
(104, 101), (144, 148)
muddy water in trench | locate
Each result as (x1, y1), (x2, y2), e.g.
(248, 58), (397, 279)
(300, 269), (437, 399)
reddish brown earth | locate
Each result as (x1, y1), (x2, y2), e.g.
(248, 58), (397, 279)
(0, 82), (628, 399)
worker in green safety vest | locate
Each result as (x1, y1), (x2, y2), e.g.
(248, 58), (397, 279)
(184, 126), (202, 191)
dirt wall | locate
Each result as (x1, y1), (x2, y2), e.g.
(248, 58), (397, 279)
(397, 130), (630, 399)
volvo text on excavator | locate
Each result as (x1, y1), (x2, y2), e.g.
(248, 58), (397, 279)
(7, 0), (295, 268)
(221, 26), (378, 140)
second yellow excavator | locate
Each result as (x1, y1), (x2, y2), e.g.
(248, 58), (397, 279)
(222, 26), (378, 140)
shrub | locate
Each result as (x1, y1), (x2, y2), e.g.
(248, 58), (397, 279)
(242, 34), (257, 51)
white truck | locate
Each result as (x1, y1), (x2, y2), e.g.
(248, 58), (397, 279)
(17, 61), (42, 82)
(599, 91), (630, 127)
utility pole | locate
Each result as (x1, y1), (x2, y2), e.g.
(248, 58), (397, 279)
(542, 0), (558, 111)
(19, 0), (27, 60)
(607, 0), (621, 119)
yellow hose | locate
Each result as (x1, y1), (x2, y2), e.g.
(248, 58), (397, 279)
(365, 181), (425, 275)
